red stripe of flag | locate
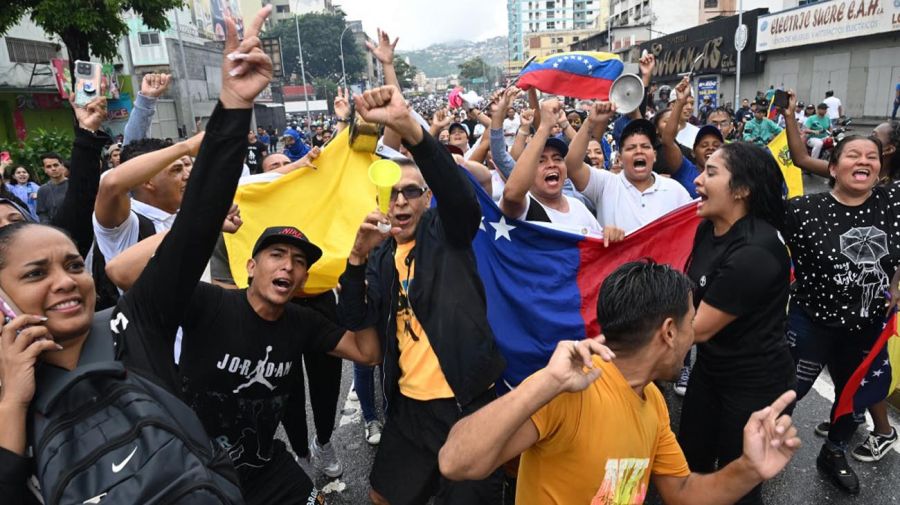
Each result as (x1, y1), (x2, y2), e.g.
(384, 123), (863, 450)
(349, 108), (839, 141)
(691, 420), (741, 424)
(833, 312), (897, 422)
(518, 69), (616, 100)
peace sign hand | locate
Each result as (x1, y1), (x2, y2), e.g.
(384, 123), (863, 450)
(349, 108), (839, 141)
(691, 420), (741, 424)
(220, 5), (274, 109)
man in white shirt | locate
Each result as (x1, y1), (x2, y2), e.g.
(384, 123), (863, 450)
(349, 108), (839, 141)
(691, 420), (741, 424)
(823, 90), (843, 126)
(502, 107), (521, 148)
(499, 98), (601, 238)
(566, 105), (692, 237)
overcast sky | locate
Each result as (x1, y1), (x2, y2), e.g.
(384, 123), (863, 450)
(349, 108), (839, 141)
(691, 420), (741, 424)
(334, 0), (507, 50)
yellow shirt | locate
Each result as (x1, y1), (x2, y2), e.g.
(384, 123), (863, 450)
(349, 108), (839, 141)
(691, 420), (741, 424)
(394, 240), (454, 400)
(516, 358), (690, 505)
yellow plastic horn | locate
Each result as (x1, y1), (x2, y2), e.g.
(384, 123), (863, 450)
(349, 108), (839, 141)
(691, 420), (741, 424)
(368, 159), (402, 214)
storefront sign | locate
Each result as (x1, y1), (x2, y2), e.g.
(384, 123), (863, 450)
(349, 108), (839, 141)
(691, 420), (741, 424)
(697, 77), (719, 108)
(639, 9), (764, 82)
(757, 0), (900, 52)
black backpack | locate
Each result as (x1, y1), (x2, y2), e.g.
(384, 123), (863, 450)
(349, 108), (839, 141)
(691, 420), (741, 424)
(93, 212), (156, 311)
(30, 308), (245, 505)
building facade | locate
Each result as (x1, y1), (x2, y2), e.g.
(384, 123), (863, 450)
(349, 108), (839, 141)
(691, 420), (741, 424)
(608, 0), (700, 54)
(525, 29), (597, 59)
(264, 0), (335, 27)
(508, 0), (605, 60)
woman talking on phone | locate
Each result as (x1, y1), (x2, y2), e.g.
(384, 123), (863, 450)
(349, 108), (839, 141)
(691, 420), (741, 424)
(0, 7), (274, 504)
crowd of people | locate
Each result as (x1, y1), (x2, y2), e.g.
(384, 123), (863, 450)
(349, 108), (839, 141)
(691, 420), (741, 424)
(0, 4), (898, 505)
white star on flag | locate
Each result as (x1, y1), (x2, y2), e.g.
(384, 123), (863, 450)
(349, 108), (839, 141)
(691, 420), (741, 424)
(884, 359), (891, 367)
(489, 216), (516, 241)
(872, 369), (884, 377)
(479, 217), (486, 231)
(861, 378), (869, 386)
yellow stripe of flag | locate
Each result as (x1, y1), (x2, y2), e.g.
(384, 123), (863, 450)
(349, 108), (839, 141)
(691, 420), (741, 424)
(223, 128), (379, 295)
(767, 130), (804, 199)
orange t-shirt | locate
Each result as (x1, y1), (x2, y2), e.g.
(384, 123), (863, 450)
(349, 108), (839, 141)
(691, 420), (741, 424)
(394, 241), (454, 400)
(516, 358), (690, 504)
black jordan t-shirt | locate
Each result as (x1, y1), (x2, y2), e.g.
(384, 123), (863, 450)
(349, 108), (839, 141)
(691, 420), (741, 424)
(178, 284), (344, 484)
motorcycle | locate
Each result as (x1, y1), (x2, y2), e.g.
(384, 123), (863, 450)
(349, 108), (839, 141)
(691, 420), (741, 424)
(819, 117), (852, 160)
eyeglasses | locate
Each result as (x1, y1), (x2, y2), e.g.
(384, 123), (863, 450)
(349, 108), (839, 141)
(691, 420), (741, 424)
(709, 120), (731, 127)
(390, 185), (428, 202)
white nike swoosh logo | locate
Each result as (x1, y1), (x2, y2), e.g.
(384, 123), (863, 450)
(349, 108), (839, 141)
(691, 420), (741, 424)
(111, 446), (138, 473)
(83, 493), (107, 504)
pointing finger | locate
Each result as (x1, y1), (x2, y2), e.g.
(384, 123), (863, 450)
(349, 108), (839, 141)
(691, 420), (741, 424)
(243, 4), (272, 41)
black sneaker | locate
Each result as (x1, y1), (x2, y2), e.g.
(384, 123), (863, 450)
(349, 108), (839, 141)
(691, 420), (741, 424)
(816, 444), (860, 495)
(815, 421), (831, 437)
(851, 427), (898, 462)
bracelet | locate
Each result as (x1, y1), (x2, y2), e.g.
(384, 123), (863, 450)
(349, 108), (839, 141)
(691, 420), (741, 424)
(336, 119), (348, 123)
(517, 129), (530, 135)
(560, 122), (571, 129)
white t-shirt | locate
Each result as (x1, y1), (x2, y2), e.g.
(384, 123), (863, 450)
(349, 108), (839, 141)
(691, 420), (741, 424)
(581, 169), (692, 233)
(93, 198), (176, 264)
(491, 170), (505, 202)
(505, 193), (602, 237)
(823, 96), (842, 120)
(502, 116), (521, 147)
(676, 123), (700, 150)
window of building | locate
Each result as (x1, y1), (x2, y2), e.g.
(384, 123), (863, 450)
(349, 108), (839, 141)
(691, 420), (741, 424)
(704, 0), (718, 7)
(547, 21), (556, 29)
(573, 36), (580, 41)
(5, 37), (57, 64)
(546, 1), (555, 8)
(275, 4), (290, 13)
(138, 31), (160, 46)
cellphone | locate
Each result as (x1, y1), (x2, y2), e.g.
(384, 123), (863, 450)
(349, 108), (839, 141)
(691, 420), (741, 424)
(772, 90), (789, 110)
(0, 286), (21, 325)
(73, 60), (102, 107)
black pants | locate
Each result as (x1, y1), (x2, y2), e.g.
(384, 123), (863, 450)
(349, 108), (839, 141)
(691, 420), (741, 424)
(242, 440), (326, 504)
(370, 390), (503, 505)
(678, 356), (795, 505)
(787, 303), (879, 445)
(282, 291), (343, 457)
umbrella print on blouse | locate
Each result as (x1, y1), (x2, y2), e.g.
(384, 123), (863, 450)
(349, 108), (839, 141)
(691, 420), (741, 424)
(840, 226), (890, 318)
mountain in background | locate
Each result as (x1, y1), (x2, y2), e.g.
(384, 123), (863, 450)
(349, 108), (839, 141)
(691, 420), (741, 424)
(398, 36), (508, 78)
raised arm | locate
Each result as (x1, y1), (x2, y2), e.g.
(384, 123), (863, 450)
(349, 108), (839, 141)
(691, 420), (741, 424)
(94, 132), (203, 228)
(654, 391), (800, 505)
(54, 94), (110, 257)
(366, 29), (403, 150)
(489, 88), (521, 179)
(123, 73), (171, 145)
(557, 109), (577, 141)
(333, 87), (350, 135)
(440, 339), (613, 480)
(527, 88), (540, 130)
(781, 90), (828, 177)
(566, 101), (614, 191)
(509, 108), (534, 161)
(125, 7), (272, 333)
(500, 98), (558, 219)
(661, 76), (690, 172)
(355, 85), (481, 247)
(429, 107), (453, 138)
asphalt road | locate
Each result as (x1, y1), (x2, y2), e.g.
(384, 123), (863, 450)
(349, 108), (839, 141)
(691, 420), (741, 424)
(279, 359), (900, 505)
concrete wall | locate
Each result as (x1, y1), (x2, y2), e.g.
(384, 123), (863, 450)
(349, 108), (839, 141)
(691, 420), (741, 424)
(163, 38), (223, 134)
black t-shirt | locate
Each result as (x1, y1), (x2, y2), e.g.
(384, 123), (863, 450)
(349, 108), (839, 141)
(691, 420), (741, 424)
(246, 141), (267, 174)
(687, 216), (794, 383)
(785, 184), (900, 331)
(178, 284), (343, 483)
(311, 135), (325, 148)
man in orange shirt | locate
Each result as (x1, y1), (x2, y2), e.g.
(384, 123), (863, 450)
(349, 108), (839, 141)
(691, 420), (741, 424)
(439, 261), (801, 505)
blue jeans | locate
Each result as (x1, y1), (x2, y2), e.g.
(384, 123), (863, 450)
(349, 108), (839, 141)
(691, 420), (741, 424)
(354, 363), (384, 423)
(786, 303), (879, 445)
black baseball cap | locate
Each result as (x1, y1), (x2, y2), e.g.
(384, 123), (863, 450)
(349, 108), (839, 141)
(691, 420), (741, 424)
(620, 118), (658, 147)
(544, 136), (569, 157)
(252, 226), (323, 266)
(694, 124), (724, 148)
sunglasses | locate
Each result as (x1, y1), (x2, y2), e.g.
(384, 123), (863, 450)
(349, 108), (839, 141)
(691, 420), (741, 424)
(390, 185), (428, 202)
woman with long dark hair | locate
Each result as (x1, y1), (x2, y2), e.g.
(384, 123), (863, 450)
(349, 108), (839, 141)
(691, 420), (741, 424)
(785, 134), (900, 495)
(679, 142), (795, 505)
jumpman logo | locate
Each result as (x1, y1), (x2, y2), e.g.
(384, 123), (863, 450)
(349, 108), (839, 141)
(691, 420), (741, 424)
(233, 346), (276, 393)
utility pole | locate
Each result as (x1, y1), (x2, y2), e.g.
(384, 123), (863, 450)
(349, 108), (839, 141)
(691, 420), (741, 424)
(173, 9), (197, 136)
(735, 0), (745, 108)
(295, 15), (311, 130)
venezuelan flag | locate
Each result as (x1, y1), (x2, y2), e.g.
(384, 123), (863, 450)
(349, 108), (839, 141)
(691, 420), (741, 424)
(516, 51), (624, 100)
(223, 128), (378, 295)
(833, 312), (900, 422)
(767, 130), (804, 198)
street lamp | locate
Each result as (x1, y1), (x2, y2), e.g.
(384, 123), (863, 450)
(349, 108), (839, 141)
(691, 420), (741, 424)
(339, 24), (351, 89)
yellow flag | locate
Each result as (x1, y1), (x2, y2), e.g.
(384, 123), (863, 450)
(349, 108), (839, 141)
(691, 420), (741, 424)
(767, 130), (804, 199)
(224, 128), (378, 295)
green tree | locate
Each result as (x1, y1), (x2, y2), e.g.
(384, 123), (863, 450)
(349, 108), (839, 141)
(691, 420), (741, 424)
(0, 0), (183, 76)
(264, 12), (365, 86)
(393, 56), (417, 90)
(458, 56), (489, 81)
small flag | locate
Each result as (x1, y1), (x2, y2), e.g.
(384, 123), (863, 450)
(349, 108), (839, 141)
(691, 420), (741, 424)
(767, 130), (804, 198)
(470, 182), (700, 390)
(833, 312), (900, 422)
(516, 51), (624, 100)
